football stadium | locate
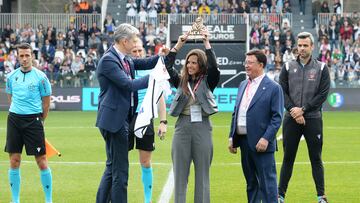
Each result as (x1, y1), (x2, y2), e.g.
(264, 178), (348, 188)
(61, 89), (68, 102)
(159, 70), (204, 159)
(0, 0), (360, 202)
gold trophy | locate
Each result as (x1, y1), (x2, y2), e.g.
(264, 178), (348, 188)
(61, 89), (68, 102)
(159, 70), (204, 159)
(187, 17), (206, 40)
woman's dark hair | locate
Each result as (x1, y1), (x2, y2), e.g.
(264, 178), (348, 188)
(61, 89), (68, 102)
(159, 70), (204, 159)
(180, 49), (207, 95)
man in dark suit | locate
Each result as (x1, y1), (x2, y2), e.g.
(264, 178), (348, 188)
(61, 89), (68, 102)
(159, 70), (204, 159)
(95, 23), (167, 203)
(228, 49), (284, 203)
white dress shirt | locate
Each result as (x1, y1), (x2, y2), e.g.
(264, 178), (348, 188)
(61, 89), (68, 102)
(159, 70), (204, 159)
(237, 74), (265, 135)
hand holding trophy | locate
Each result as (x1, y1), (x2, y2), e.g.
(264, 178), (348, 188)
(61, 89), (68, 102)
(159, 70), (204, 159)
(188, 16), (207, 40)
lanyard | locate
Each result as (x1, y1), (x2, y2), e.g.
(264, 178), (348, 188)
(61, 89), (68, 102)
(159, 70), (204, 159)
(243, 80), (252, 110)
(187, 76), (203, 100)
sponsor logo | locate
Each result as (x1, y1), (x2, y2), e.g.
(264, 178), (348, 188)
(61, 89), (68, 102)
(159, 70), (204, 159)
(51, 95), (81, 103)
(174, 57), (243, 67)
(82, 88), (100, 111)
(327, 93), (344, 108)
(182, 25), (237, 40)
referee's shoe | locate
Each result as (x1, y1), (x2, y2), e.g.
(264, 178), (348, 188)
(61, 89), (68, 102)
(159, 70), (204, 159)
(318, 196), (329, 203)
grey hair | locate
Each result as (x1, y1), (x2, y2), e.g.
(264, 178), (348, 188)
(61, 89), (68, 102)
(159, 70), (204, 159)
(113, 23), (139, 43)
(297, 32), (315, 45)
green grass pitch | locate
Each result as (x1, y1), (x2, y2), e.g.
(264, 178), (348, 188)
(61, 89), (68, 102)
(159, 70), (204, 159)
(0, 111), (359, 202)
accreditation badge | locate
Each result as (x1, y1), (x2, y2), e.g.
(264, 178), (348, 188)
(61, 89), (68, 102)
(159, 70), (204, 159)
(190, 104), (202, 122)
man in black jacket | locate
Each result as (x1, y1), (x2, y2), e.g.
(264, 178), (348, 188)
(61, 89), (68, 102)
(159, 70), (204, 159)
(278, 32), (330, 203)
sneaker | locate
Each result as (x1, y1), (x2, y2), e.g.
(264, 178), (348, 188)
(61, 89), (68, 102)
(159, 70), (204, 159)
(318, 196), (328, 203)
(278, 195), (285, 203)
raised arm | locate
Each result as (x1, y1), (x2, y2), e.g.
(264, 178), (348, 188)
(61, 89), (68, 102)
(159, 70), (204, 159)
(201, 28), (220, 91)
(166, 33), (189, 88)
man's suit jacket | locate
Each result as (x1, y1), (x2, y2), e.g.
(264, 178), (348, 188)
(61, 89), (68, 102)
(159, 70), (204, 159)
(95, 46), (160, 133)
(229, 75), (284, 152)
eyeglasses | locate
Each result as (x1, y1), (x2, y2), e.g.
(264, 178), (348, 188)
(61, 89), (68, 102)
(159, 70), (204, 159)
(244, 61), (259, 65)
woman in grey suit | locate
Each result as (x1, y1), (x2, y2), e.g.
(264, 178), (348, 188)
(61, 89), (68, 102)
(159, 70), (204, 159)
(165, 28), (220, 203)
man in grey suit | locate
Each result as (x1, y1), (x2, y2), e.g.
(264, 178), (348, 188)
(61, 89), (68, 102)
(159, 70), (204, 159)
(95, 23), (168, 203)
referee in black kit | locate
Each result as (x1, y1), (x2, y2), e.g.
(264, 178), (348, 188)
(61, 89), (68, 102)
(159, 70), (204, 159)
(277, 32), (330, 203)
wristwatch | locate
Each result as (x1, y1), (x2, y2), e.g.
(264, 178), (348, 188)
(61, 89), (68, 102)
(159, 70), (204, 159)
(301, 106), (306, 112)
(160, 120), (168, 125)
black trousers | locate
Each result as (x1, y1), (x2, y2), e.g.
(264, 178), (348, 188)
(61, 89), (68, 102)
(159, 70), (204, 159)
(278, 115), (325, 197)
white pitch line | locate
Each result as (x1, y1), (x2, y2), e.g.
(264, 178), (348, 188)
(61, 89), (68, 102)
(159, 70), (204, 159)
(1, 161), (359, 166)
(157, 167), (174, 203)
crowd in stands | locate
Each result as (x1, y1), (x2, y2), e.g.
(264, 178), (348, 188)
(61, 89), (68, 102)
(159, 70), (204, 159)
(0, 16), (115, 88)
(0, 0), (359, 88)
(315, 9), (360, 87)
(127, 0), (294, 69)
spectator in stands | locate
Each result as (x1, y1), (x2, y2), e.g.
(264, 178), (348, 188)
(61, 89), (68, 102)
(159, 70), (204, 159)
(8, 33), (19, 52)
(97, 38), (109, 57)
(84, 55), (96, 86)
(312, 0), (321, 28)
(260, 1), (269, 13)
(299, 0), (306, 15)
(52, 57), (62, 85)
(19, 31), (29, 44)
(282, 1), (292, 13)
(88, 32), (101, 51)
(79, 0), (90, 13)
(264, 46), (275, 70)
(320, 1), (330, 13)
(1, 24), (14, 41)
(14, 23), (21, 37)
(41, 39), (56, 63)
(250, 0), (261, 8)
(199, 2), (211, 14)
(169, 2), (179, 13)
(237, 0), (250, 13)
(71, 54), (82, 78)
(318, 25), (329, 43)
(66, 23), (79, 51)
(281, 30), (295, 47)
(89, 0), (101, 14)
(139, 6), (148, 24)
(283, 46), (296, 63)
(328, 20), (340, 51)
(46, 22), (57, 47)
(103, 14), (116, 34)
(189, 1), (199, 13)
(340, 20), (353, 45)
(56, 32), (66, 49)
(353, 20), (360, 41)
(333, 0), (341, 14)
(36, 24), (45, 50)
(127, 0), (138, 25)
(89, 22), (101, 37)
(147, 0), (159, 25)
(159, 0), (170, 13)
(54, 46), (65, 62)
(78, 23), (90, 51)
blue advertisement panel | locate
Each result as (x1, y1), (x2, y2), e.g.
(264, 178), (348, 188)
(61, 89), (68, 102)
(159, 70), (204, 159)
(81, 87), (239, 112)
(82, 88), (100, 111)
(81, 87), (360, 112)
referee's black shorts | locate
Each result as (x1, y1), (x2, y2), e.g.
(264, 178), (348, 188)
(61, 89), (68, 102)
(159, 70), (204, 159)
(4, 112), (46, 156)
(128, 113), (155, 152)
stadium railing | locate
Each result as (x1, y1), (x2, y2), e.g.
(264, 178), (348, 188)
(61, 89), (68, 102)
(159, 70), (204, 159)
(126, 13), (292, 28)
(317, 12), (357, 27)
(0, 13), (102, 33)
